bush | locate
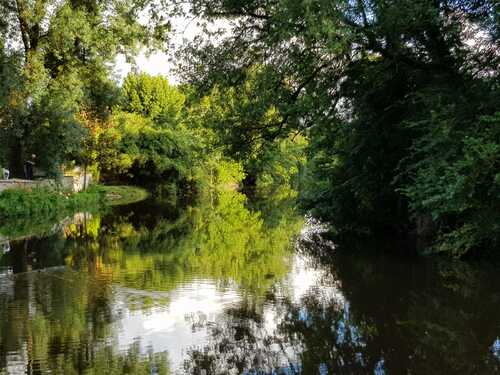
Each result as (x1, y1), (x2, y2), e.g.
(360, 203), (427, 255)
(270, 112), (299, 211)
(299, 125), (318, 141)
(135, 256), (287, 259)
(400, 112), (500, 257)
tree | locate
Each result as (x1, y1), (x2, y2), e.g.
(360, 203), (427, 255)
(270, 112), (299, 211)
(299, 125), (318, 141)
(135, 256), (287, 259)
(121, 72), (185, 125)
(0, 0), (171, 176)
(184, 68), (307, 187)
(94, 74), (196, 185)
(178, 0), (500, 256)
(95, 110), (198, 185)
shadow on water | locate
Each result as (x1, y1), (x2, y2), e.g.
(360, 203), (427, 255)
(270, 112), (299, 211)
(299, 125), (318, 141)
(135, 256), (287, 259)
(293, 222), (500, 374)
(0, 188), (499, 374)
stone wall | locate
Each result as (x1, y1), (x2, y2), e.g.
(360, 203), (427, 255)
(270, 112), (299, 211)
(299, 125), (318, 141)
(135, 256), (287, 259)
(0, 168), (92, 193)
(0, 179), (53, 193)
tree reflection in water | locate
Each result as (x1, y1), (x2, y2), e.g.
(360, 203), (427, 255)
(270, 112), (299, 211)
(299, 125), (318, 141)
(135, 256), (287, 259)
(0, 187), (303, 374)
(0, 188), (499, 374)
(183, 222), (500, 375)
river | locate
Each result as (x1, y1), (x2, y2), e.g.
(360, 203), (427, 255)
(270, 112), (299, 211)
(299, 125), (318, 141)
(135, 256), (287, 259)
(0, 188), (499, 374)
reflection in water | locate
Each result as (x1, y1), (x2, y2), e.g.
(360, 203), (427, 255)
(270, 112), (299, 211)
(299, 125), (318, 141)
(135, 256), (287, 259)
(493, 338), (500, 360)
(0, 188), (499, 374)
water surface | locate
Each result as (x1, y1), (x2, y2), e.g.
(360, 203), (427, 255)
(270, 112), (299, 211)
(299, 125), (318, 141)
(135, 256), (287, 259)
(0, 189), (499, 374)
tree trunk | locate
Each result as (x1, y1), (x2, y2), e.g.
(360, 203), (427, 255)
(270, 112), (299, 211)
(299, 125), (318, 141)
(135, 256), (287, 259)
(83, 163), (87, 190)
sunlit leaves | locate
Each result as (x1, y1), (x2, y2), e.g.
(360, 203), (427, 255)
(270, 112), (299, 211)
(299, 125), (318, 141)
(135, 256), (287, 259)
(121, 73), (185, 124)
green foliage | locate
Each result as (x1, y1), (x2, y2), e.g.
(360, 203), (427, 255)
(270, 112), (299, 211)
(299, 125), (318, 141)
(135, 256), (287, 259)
(93, 74), (214, 188)
(0, 187), (102, 220)
(98, 111), (196, 183)
(180, 0), (500, 257)
(255, 135), (307, 192)
(0, 0), (171, 176)
(184, 68), (286, 162)
(121, 73), (185, 124)
(400, 112), (500, 257)
(96, 70), (297, 193)
(195, 153), (245, 190)
(184, 71), (307, 190)
(300, 118), (400, 236)
(30, 70), (87, 176)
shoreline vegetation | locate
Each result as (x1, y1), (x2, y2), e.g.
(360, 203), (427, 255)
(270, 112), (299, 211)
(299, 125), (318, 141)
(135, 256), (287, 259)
(0, 185), (149, 221)
(0, 0), (497, 259)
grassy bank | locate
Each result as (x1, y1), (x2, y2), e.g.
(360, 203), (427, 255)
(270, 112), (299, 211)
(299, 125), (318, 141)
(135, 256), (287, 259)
(0, 185), (148, 221)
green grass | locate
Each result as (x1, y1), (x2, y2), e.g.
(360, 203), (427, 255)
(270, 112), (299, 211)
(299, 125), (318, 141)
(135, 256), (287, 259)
(0, 187), (101, 220)
(0, 185), (148, 221)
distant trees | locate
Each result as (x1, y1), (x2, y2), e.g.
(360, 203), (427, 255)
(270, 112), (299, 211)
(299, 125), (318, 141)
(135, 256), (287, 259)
(121, 72), (185, 124)
(94, 74), (193, 184)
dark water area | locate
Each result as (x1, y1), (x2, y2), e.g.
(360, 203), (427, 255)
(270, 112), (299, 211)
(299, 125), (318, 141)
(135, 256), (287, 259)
(0, 189), (499, 374)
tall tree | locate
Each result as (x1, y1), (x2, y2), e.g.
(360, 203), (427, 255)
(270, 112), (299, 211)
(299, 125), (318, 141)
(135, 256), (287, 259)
(178, 0), (500, 256)
(121, 72), (185, 124)
(0, 0), (171, 176)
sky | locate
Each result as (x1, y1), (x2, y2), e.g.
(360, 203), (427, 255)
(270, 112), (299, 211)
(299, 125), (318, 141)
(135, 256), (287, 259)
(114, 20), (191, 84)
(114, 8), (231, 85)
(114, 14), (209, 85)
(114, 51), (174, 82)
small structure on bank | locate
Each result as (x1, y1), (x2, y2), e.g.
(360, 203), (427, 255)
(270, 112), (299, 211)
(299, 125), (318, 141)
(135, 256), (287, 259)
(61, 166), (93, 192)
(0, 166), (92, 193)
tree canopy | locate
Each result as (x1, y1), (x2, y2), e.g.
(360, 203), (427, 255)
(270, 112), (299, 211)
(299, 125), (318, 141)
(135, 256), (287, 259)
(0, 0), (171, 175)
(177, 0), (500, 256)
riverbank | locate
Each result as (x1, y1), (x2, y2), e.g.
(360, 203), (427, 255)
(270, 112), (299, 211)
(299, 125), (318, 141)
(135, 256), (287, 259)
(0, 185), (148, 220)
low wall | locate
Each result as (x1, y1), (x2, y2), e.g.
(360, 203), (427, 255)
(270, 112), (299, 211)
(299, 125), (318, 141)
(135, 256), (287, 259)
(0, 179), (53, 193)
(0, 172), (92, 193)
